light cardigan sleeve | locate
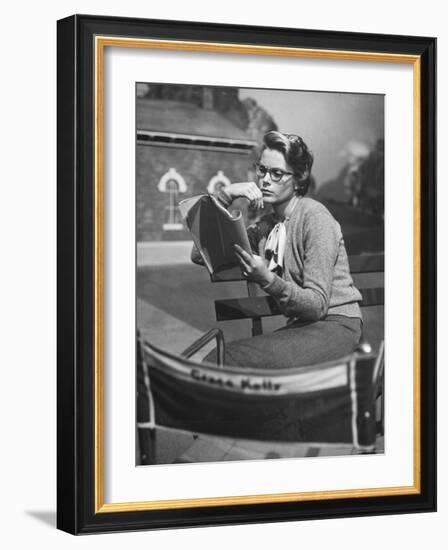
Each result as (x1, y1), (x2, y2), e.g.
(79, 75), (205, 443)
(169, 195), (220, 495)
(260, 209), (341, 322)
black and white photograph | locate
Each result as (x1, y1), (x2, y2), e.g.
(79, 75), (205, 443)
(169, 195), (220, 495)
(136, 82), (385, 465)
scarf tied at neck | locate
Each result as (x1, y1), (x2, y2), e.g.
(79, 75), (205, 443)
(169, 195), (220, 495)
(264, 222), (287, 273)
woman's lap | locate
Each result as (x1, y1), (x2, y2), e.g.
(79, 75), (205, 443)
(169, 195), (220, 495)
(203, 315), (362, 369)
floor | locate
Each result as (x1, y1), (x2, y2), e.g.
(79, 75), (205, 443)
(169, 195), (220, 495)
(138, 427), (385, 465)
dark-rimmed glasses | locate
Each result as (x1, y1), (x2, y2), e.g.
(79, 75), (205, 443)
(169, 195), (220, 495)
(254, 162), (294, 183)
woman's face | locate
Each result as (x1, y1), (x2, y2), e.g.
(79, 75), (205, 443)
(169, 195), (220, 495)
(257, 148), (296, 206)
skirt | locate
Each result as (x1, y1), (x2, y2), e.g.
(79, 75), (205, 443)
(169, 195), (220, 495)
(203, 314), (363, 369)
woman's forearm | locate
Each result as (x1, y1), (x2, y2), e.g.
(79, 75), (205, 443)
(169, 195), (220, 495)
(217, 182), (263, 210)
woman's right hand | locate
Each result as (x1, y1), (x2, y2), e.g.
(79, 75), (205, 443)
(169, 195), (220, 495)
(227, 182), (264, 210)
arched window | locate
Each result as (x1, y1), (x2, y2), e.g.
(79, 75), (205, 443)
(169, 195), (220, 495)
(158, 168), (187, 230)
(207, 170), (231, 194)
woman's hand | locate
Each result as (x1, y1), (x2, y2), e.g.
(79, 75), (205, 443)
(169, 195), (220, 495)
(227, 182), (263, 210)
(234, 244), (274, 286)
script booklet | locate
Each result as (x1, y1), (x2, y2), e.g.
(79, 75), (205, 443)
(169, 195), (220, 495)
(179, 194), (251, 278)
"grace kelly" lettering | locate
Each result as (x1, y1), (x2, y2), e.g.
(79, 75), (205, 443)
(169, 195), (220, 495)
(191, 369), (281, 391)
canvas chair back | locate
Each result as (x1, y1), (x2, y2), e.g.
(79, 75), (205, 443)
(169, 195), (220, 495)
(138, 338), (379, 450)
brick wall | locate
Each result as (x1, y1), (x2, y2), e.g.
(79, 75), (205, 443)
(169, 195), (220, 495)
(136, 144), (252, 241)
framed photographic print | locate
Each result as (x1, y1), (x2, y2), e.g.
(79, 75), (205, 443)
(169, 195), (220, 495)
(57, 14), (436, 534)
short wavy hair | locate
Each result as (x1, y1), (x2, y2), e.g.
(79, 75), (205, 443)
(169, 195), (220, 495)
(261, 131), (314, 196)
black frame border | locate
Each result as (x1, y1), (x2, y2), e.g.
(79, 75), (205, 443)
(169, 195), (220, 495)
(57, 14), (436, 535)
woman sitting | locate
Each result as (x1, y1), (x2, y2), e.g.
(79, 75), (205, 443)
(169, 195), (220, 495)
(193, 131), (363, 369)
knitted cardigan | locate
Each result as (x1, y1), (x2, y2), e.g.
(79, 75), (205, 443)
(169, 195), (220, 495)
(247, 197), (362, 322)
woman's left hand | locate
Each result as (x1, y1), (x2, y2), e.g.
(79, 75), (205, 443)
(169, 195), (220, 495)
(234, 244), (275, 286)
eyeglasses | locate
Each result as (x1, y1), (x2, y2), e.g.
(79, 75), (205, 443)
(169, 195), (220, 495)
(254, 162), (294, 183)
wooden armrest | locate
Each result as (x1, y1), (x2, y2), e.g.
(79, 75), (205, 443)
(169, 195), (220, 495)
(348, 253), (384, 273)
(359, 287), (384, 307)
(215, 286), (383, 323)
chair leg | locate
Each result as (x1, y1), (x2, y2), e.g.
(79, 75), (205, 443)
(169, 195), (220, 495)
(251, 317), (263, 336)
(377, 370), (385, 436)
(375, 394), (384, 436)
(139, 427), (157, 465)
(247, 281), (263, 336)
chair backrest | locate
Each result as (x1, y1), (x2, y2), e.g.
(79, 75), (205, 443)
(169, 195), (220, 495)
(138, 338), (378, 450)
